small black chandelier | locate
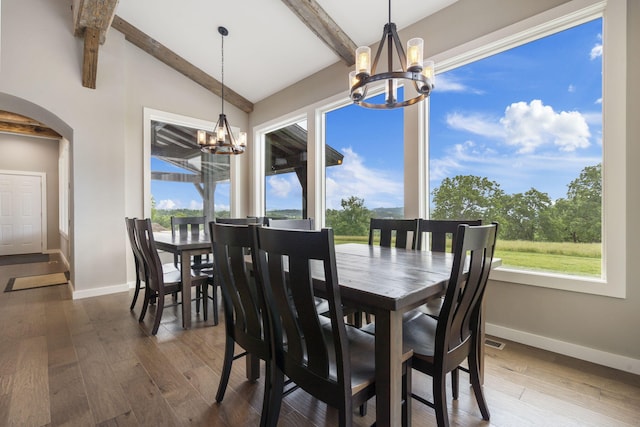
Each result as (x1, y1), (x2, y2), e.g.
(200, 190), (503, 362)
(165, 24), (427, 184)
(349, 0), (435, 109)
(198, 26), (246, 155)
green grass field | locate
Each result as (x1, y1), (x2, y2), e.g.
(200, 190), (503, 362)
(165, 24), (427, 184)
(334, 235), (601, 277)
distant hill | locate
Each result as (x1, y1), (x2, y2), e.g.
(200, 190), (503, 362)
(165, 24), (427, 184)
(266, 207), (405, 219)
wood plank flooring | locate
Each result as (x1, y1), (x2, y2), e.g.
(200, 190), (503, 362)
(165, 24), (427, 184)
(1, 254), (639, 426)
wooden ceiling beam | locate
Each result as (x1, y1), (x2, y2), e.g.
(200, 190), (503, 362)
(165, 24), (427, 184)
(72, 0), (119, 89)
(281, 0), (357, 66)
(111, 16), (254, 114)
(0, 111), (61, 139)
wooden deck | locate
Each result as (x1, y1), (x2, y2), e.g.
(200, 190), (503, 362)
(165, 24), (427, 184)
(1, 253), (639, 426)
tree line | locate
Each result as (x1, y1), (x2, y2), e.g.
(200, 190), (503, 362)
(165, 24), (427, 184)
(327, 163), (601, 243)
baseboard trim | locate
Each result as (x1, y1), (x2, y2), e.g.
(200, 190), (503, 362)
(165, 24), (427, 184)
(72, 283), (129, 300)
(486, 323), (640, 375)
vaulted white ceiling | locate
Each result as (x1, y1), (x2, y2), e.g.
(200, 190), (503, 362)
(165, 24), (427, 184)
(114, 0), (457, 105)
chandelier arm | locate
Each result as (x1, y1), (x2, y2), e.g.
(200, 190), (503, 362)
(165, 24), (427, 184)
(389, 24), (409, 72)
(369, 24), (390, 76)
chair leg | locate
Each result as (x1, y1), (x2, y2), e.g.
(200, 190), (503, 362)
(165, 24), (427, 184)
(151, 294), (165, 335)
(215, 334), (236, 402)
(469, 345), (490, 420)
(402, 361), (412, 427)
(130, 277), (141, 310)
(202, 285), (208, 321)
(452, 367), (459, 399)
(211, 283), (219, 326)
(139, 287), (151, 322)
(433, 371), (450, 427)
(265, 365), (285, 427)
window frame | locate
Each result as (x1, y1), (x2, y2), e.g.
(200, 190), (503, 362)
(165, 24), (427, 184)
(424, 0), (626, 298)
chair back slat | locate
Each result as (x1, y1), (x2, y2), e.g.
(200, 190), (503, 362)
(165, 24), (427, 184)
(417, 219), (482, 252)
(437, 223), (498, 365)
(368, 218), (419, 249)
(255, 227), (350, 401)
(125, 217), (146, 281)
(134, 218), (163, 293)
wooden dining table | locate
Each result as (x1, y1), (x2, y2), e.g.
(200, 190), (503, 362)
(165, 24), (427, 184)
(153, 231), (212, 330)
(152, 232), (497, 427)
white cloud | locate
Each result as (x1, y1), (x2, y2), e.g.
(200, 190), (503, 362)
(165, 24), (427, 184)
(500, 100), (590, 153)
(435, 74), (483, 94)
(157, 199), (177, 209)
(590, 43), (603, 60)
(326, 147), (402, 209)
(446, 112), (504, 139)
(268, 175), (295, 198)
(430, 140), (601, 199)
(188, 200), (202, 209)
(568, 84), (576, 93)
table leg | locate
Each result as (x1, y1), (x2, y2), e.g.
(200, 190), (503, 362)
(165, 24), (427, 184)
(375, 309), (408, 427)
(181, 251), (192, 329)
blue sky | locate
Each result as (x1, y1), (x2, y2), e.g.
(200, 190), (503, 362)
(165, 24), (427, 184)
(153, 18), (602, 213)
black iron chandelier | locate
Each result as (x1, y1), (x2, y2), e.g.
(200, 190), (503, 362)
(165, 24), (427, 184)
(349, 0), (435, 109)
(198, 26), (246, 155)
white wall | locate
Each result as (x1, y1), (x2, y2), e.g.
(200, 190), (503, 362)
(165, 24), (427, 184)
(0, 0), (246, 297)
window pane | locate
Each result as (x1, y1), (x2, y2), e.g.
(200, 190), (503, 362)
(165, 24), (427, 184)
(264, 120), (307, 219)
(429, 19), (603, 277)
(150, 120), (230, 228)
(325, 92), (404, 242)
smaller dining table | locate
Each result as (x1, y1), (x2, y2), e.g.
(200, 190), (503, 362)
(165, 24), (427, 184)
(153, 231), (212, 329)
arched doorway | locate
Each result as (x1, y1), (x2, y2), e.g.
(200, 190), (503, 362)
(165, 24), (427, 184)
(0, 93), (74, 285)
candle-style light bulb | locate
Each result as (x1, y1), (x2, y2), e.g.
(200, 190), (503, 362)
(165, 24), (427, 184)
(355, 46), (371, 75)
(407, 38), (424, 71)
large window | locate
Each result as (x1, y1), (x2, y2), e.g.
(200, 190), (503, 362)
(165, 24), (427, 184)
(429, 18), (603, 278)
(263, 120), (308, 219)
(144, 109), (232, 229)
(425, 0), (626, 297)
(324, 92), (404, 240)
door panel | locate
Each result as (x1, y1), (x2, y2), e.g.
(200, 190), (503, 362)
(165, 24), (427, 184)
(0, 173), (43, 255)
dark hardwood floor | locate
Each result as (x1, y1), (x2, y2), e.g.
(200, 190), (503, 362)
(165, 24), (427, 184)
(1, 254), (639, 426)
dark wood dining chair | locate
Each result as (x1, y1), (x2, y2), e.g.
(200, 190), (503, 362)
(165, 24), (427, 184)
(368, 218), (419, 250)
(416, 219), (483, 318)
(171, 216), (218, 322)
(125, 217), (146, 310)
(266, 217), (314, 230)
(209, 222), (277, 427)
(135, 218), (211, 335)
(416, 219), (482, 252)
(170, 216), (213, 272)
(401, 223), (498, 427)
(254, 226), (411, 427)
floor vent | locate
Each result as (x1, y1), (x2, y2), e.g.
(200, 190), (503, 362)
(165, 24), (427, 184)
(485, 338), (505, 350)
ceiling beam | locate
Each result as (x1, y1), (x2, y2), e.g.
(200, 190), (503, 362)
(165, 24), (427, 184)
(72, 0), (120, 89)
(281, 0), (357, 66)
(0, 111), (61, 139)
(111, 16), (254, 114)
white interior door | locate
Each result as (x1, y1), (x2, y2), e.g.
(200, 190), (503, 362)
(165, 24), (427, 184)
(0, 173), (44, 255)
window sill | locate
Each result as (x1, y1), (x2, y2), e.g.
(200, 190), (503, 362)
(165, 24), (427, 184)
(490, 266), (625, 299)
